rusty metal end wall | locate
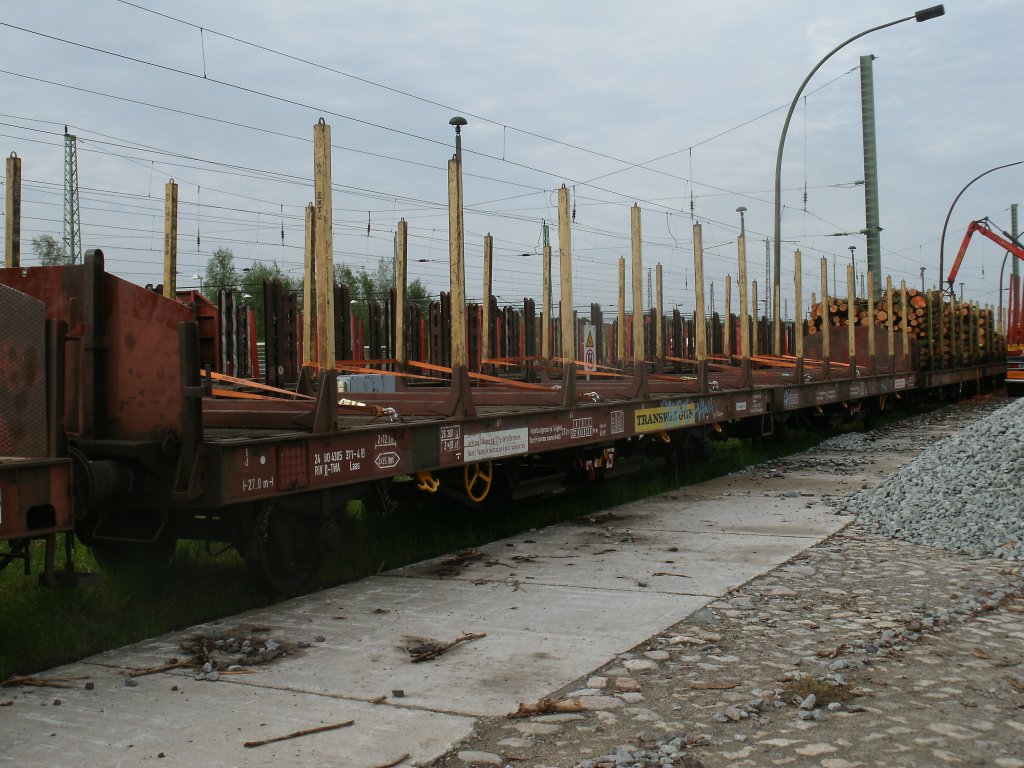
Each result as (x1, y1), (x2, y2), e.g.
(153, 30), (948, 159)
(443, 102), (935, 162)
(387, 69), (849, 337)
(0, 283), (47, 457)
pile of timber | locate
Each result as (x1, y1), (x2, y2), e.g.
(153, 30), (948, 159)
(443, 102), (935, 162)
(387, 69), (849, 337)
(807, 289), (997, 369)
(807, 288), (927, 336)
(919, 297), (995, 369)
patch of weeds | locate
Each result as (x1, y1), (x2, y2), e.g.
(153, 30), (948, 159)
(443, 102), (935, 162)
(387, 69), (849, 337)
(781, 674), (856, 706)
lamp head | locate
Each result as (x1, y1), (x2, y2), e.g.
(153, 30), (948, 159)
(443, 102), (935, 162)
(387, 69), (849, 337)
(449, 116), (468, 133)
(914, 4), (944, 22)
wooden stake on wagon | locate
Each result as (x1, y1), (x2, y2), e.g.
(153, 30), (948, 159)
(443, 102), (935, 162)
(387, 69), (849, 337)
(693, 223), (707, 362)
(313, 118), (335, 370)
(302, 203), (316, 367)
(724, 274), (732, 360)
(820, 258), (830, 365)
(5, 152), (21, 268)
(847, 264), (856, 371)
(542, 240), (551, 362)
(481, 233), (493, 367)
(656, 263), (664, 362)
(617, 257), (626, 365)
(395, 219), (408, 367)
(866, 270), (875, 366)
(900, 279), (909, 367)
(750, 280), (758, 358)
(794, 250), (803, 361)
(738, 234), (750, 360)
(448, 150), (467, 370)
(558, 185), (574, 366)
(162, 179), (178, 299)
(886, 275), (894, 366)
(631, 205), (644, 365)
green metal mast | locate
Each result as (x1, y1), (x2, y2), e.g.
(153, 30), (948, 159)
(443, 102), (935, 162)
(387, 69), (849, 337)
(63, 128), (82, 264)
(860, 55), (882, 297)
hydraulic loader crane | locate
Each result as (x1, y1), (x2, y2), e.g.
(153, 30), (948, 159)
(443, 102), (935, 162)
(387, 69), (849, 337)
(947, 217), (1024, 394)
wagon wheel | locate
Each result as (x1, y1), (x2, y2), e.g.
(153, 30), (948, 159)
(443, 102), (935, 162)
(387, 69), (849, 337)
(463, 461), (494, 503)
(248, 503), (322, 596)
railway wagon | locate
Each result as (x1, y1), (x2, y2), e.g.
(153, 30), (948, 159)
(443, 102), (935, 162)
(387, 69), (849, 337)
(0, 249), (1005, 594)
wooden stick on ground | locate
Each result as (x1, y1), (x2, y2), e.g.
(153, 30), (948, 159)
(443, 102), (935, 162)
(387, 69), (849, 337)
(244, 719), (354, 748)
(440, 549), (485, 567)
(506, 697), (586, 719)
(372, 753), (411, 768)
(1, 675), (88, 689)
(127, 657), (199, 678)
(409, 632), (486, 663)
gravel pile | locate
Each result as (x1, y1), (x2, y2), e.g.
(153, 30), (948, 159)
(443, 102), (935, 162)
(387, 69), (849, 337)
(835, 397), (1024, 559)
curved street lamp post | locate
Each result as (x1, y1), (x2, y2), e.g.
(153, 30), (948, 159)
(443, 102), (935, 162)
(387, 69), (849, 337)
(772, 5), (945, 354)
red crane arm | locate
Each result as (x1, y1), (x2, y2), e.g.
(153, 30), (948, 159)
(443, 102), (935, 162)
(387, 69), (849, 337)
(948, 219), (1024, 287)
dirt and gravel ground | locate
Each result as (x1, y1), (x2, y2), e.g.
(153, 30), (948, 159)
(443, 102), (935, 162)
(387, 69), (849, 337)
(427, 397), (1024, 768)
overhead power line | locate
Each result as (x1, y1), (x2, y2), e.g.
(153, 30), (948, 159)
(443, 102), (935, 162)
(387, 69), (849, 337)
(0, 20), (853, 218)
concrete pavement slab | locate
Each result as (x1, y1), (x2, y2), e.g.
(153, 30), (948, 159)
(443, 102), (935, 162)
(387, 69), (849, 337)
(83, 577), (706, 717)
(0, 452), (858, 766)
(1, 661), (473, 768)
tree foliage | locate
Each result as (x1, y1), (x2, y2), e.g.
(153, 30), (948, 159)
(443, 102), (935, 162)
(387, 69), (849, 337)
(31, 235), (73, 266)
(202, 249), (431, 339)
(240, 260), (299, 331)
(203, 247), (240, 297)
(333, 257), (432, 324)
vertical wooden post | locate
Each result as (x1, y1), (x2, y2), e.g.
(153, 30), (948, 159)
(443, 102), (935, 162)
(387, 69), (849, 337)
(617, 257), (626, 364)
(302, 204), (316, 367)
(900, 280), (909, 367)
(820, 258), (830, 363)
(939, 286), (947, 367)
(313, 118), (335, 371)
(448, 158), (467, 370)
(395, 218), (408, 366)
(723, 274), (732, 360)
(794, 250), (803, 361)
(866, 270), (875, 363)
(693, 223), (707, 361)
(482, 233), (493, 365)
(886, 276), (895, 365)
(738, 234), (750, 360)
(773, 270), (782, 357)
(5, 152), (22, 268)
(971, 301), (978, 362)
(656, 263), (664, 361)
(542, 243), (552, 360)
(631, 205), (643, 365)
(847, 264), (856, 373)
(774, 284), (782, 356)
(751, 280), (759, 357)
(162, 179), (178, 299)
(557, 186), (574, 365)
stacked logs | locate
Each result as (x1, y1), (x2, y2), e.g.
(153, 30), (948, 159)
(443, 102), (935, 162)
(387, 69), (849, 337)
(805, 287), (998, 369)
(807, 288), (924, 336)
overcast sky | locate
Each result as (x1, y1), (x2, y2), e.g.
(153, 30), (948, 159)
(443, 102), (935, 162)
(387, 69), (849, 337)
(2, 0), (1022, 319)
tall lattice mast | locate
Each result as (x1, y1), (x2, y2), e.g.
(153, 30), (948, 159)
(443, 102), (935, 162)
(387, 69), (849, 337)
(63, 127), (82, 264)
